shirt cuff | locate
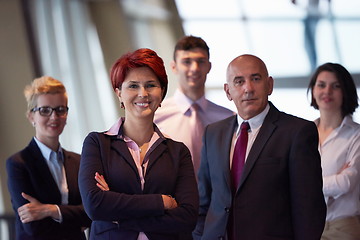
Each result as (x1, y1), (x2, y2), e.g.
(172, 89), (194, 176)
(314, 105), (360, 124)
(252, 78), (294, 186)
(52, 205), (63, 223)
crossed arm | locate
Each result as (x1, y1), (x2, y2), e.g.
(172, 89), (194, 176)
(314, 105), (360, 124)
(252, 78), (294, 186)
(94, 172), (178, 210)
(17, 193), (60, 223)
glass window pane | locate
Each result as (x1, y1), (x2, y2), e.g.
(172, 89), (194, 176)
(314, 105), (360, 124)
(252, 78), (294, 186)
(316, 19), (341, 64)
(175, 0), (360, 87)
(183, 20), (251, 87)
(175, 0), (242, 18)
(334, 21), (360, 72)
(332, 0), (360, 16)
(246, 21), (310, 77)
(242, 0), (304, 18)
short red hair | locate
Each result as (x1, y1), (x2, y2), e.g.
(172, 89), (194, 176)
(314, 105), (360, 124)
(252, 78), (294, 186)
(110, 48), (168, 100)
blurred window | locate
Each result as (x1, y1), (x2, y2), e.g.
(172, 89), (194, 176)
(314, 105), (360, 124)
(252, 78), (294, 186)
(175, 0), (360, 121)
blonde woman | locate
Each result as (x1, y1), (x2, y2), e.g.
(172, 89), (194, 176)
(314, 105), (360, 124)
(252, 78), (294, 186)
(6, 76), (91, 240)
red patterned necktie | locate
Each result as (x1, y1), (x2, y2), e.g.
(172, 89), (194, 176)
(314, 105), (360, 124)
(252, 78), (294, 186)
(231, 121), (250, 192)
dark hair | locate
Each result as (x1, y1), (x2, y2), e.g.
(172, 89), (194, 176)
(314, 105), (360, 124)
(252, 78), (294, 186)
(307, 62), (359, 116)
(173, 35), (210, 61)
(110, 48), (168, 100)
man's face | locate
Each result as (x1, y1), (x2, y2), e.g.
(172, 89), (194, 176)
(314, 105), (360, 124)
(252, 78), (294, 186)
(171, 48), (211, 94)
(224, 55), (273, 120)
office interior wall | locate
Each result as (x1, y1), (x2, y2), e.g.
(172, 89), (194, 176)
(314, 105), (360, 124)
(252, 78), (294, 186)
(0, 0), (35, 215)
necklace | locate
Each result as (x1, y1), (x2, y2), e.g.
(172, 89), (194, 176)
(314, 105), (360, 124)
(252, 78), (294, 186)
(137, 136), (152, 154)
(139, 144), (147, 153)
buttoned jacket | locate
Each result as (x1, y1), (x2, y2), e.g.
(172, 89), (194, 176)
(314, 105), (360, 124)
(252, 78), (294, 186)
(79, 128), (199, 240)
(193, 102), (326, 240)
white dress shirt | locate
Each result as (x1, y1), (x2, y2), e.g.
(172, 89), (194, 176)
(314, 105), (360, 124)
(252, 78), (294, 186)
(316, 115), (360, 221)
(33, 137), (68, 221)
(229, 104), (270, 167)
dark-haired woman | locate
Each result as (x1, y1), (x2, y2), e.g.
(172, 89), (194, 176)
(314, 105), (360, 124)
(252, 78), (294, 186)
(308, 63), (360, 240)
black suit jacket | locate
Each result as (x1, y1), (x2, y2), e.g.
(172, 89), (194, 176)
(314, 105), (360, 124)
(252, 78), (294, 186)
(79, 130), (199, 240)
(193, 102), (326, 240)
(6, 138), (91, 240)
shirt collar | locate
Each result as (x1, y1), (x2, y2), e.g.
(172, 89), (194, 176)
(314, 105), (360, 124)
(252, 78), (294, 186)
(105, 117), (124, 136)
(235, 103), (270, 136)
(173, 89), (207, 114)
(314, 114), (358, 131)
(341, 115), (358, 129)
(122, 130), (161, 152)
(33, 137), (63, 162)
(105, 117), (167, 141)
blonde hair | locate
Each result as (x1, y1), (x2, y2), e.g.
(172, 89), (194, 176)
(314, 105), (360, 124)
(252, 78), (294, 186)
(24, 76), (67, 114)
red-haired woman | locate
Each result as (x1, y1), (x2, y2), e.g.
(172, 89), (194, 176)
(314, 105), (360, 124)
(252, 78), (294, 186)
(78, 48), (198, 240)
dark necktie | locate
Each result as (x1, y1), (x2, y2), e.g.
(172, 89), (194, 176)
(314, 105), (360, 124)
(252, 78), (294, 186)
(228, 121), (250, 240)
(231, 121), (250, 192)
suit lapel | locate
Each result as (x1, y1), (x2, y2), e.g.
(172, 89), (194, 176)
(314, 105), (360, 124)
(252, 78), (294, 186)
(111, 138), (139, 175)
(63, 150), (77, 202)
(237, 104), (280, 191)
(27, 139), (62, 201)
(146, 139), (166, 173)
(219, 116), (238, 191)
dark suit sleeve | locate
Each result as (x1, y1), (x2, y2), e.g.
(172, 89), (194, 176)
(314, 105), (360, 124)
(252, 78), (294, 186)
(6, 149), (90, 236)
(58, 151), (91, 228)
(56, 203), (91, 229)
(6, 152), (60, 236)
(193, 125), (212, 239)
(289, 121), (326, 239)
(79, 132), (165, 221)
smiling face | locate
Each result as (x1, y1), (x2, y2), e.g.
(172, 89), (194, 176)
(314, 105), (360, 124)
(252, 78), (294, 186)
(312, 71), (343, 114)
(224, 55), (273, 120)
(116, 67), (163, 121)
(28, 93), (68, 146)
(171, 48), (211, 98)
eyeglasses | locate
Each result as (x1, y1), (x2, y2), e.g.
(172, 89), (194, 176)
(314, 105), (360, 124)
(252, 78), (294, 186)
(31, 106), (69, 117)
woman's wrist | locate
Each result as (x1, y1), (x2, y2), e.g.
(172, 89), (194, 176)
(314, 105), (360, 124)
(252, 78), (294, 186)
(162, 195), (177, 209)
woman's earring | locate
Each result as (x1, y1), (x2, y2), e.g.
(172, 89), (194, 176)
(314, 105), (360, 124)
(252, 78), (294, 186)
(120, 102), (125, 109)
(32, 122), (36, 127)
(159, 103), (162, 107)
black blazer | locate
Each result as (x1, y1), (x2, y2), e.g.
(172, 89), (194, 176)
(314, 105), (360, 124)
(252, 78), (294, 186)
(79, 130), (199, 240)
(193, 102), (326, 240)
(6, 138), (91, 240)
